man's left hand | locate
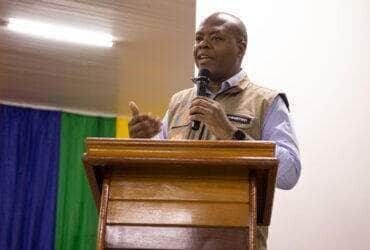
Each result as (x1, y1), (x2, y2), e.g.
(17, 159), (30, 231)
(189, 96), (237, 139)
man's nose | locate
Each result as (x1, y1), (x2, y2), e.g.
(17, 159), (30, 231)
(197, 38), (210, 49)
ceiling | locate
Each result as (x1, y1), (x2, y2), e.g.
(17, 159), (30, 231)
(0, 0), (195, 116)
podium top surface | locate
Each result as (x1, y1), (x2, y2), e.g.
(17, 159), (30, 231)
(82, 138), (278, 226)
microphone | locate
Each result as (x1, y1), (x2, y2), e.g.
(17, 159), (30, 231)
(191, 68), (211, 130)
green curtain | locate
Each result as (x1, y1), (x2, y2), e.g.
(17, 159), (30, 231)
(55, 113), (115, 250)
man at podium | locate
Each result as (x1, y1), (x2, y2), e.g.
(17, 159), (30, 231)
(128, 12), (301, 250)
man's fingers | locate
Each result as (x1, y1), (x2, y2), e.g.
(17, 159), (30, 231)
(130, 118), (160, 133)
(191, 98), (213, 109)
(189, 114), (206, 123)
(189, 106), (211, 116)
(128, 108), (162, 138)
(130, 120), (151, 133)
(129, 101), (140, 116)
(131, 123), (161, 138)
(152, 116), (162, 128)
(193, 96), (210, 102)
(129, 114), (150, 126)
(135, 130), (158, 138)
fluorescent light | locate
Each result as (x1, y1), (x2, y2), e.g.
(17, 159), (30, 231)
(7, 18), (114, 47)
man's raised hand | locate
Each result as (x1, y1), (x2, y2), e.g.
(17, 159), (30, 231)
(128, 101), (162, 138)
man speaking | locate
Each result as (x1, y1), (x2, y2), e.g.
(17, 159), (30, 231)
(128, 12), (301, 249)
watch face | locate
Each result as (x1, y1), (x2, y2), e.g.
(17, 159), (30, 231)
(233, 129), (246, 140)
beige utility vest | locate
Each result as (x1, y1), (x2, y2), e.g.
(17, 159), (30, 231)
(166, 75), (283, 249)
(167, 75), (281, 140)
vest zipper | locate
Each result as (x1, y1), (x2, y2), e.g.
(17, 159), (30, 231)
(213, 86), (238, 100)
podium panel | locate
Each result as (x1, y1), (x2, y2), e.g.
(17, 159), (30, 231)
(105, 226), (248, 250)
(83, 138), (278, 250)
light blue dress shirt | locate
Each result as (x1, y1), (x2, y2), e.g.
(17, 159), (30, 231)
(155, 70), (301, 190)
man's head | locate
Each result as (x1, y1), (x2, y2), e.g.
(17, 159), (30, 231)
(193, 12), (247, 83)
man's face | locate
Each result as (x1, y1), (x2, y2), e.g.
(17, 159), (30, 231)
(193, 20), (243, 82)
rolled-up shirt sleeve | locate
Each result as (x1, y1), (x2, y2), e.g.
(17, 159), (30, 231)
(262, 96), (301, 190)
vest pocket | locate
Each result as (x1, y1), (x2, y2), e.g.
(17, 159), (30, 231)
(170, 123), (190, 129)
(169, 123), (190, 140)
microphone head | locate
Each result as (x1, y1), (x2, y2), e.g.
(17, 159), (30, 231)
(198, 68), (211, 78)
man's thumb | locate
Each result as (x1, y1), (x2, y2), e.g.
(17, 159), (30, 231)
(129, 101), (140, 116)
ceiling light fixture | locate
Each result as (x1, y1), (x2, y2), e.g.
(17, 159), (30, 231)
(7, 18), (114, 47)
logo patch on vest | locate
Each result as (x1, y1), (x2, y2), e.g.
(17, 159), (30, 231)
(171, 114), (190, 128)
(227, 114), (253, 125)
(174, 115), (180, 124)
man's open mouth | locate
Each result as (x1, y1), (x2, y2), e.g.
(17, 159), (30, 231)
(198, 54), (213, 63)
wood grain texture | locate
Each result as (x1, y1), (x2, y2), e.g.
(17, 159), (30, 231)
(105, 225), (247, 250)
(86, 138), (276, 158)
(83, 139), (278, 226)
(109, 177), (249, 203)
(96, 177), (110, 250)
(107, 200), (249, 227)
(248, 172), (257, 250)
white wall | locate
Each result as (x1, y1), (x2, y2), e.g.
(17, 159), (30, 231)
(197, 1), (370, 249)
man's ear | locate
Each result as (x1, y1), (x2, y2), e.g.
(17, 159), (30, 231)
(238, 40), (247, 59)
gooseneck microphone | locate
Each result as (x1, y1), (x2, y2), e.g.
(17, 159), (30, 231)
(191, 68), (211, 131)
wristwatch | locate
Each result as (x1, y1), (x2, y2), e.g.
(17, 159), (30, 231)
(232, 129), (246, 140)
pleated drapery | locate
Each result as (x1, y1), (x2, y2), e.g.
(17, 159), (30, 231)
(0, 104), (118, 250)
(0, 105), (61, 250)
(54, 113), (115, 250)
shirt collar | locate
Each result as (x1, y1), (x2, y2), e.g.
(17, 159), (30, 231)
(207, 69), (247, 97)
(192, 69), (248, 98)
(223, 69), (247, 88)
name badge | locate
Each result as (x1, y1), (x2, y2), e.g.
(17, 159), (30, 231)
(227, 114), (253, 125)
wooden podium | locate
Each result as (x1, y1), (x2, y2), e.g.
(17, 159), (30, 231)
(82, 138), (278, 250)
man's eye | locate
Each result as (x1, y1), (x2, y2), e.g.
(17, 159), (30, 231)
(195, 36), (202, 43)
(212, 36), (222, 41)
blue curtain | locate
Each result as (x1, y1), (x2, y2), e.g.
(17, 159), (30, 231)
(0, 105), (61, 250)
